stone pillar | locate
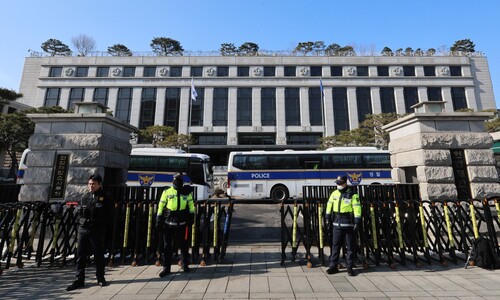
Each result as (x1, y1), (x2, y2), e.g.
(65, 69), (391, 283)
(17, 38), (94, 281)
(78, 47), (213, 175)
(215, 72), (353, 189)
(19, 102), (137, 202)
(383, 101), (500, 200)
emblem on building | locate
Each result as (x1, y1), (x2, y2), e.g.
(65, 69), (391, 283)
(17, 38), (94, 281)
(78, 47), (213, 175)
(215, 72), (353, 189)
(393, 67), (402, 75)
(159, 67), (168, 76)
(440, 67), (449, 75)
(206, 67), (215, 76)
(300, 67), (309, 76)
(65, 68), (74, 76)
(347, 67), (356, 76)
(252, 67), (262, 76)
(112, 68), (122, 76)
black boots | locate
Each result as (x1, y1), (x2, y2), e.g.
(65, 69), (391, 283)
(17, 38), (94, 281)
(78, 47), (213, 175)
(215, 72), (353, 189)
(66, 280), (84, 291)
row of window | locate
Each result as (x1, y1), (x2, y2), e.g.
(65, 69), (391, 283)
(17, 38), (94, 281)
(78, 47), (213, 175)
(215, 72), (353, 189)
(48, 65), (463, 78)
(45, 86), (468, 136)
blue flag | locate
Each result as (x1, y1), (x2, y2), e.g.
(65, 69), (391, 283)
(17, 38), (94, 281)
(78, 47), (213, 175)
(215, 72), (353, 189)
(191, 78), (198, 101)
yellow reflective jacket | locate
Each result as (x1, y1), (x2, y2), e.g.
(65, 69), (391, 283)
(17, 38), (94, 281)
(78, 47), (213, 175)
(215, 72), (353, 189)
(326, 188), (361, 225)
(157, 186), (195, 224)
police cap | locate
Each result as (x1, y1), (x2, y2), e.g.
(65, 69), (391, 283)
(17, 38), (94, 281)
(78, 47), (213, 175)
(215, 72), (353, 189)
(335, 175), (347, 185)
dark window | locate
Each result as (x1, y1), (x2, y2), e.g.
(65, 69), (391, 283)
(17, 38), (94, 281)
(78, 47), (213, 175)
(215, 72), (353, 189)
(116, 88), (133, 123)
(356, 87), (372, 123)
(380, 87), (396, 113)
(44, 88), (60, 107)
(170, 66), (182, 77)
(96, 67), (109, 77)
(123, 67), (136, 77)
(285, 88), (300, 126)
(75, 67), (89, 77)
(237, 88), (252, 126)
(93, 88), (109, 106)
(195, 134), (227, 145)
(217, 66), (229, 77)
(451, 87), (467, 110)
(403, 87), (419, 113)
(190, 87), (204, 126)
(450, 66), (462, 76)
(310, 66), (322, 77)
(238, 134), (276, 145)
(143, 66), (156, 77)
(331, 66), (343, 76)
(287, 134), (321, 145)
(139, 88), (156, 129)
(377, 66), (389, 76)
(263, 66), (275, 77)
(309, 87), (323, 126)
(424, 66), (435, 76)
(261, 88), (276, 126)
(68, 88), (85, 110)
(403, 66), (415, 76)
(427, 87), (442, 101)
(164, 88), (180, 131)
(332, 87), (349, 134)
(129, 156), (189, 172)
(357, 66), (368, 76)
(213, 88), (228, 126)
(49, 67), (62, 77)
(237, 66), (249, 77)
(284, 66), (296, 77)
(191, 66), (203, 77)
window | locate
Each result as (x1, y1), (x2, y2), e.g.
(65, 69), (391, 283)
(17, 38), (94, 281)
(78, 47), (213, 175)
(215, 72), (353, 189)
(143, 66), (156, 77)
(357, 66), (368, 76)
(237, 88), (252, 126)
(356, 87), (372, 123)
(170, 66), (182, 77)
(237, 66), (249, 77)
(284, 66), (296, 77)
(238, 134), (276, 145)
(427, 87), (442, 101)
(68, 88), (85, 110)
(139, 88), (156, 129)
(191, 66), (203, 77)
(44, 88), (60, 107)
(310, 66), (322, 77)
(451, 87), (467, 110)
(331, 66), (342, 76)
(190, 87), (204, 126)
(450, 66), (462, 77)
(380, 87), (396, 113)
(195, 134), (227, 145)
(261, 88), (276, 126)
(269, 155), (300, 169)
(263, 66), (275, 77)
(287, 134), (321, 145)
(377, 66), (389, 76)
(164, 88), (180, 131)
(332, 87), (349, 134)
(285, 88), (300, 126)
(213, 88), (228, 126)
(424, 66), (435, 76)
(309, 87), (323, 126)
(75, 67), (89, 77)
(96, 67), (109, 77)
(49, 67), (62, 77)
(403, 87), (419, 113)
(403, 66), (415, 76)
(217, 66), (229, 77)
(116, 88), (133, 123)
(93, 88), (109, 106)
(123, 67), (136, 77)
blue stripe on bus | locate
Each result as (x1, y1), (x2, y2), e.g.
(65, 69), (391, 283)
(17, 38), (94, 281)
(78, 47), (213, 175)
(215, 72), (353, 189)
(227, 170), (391, 181)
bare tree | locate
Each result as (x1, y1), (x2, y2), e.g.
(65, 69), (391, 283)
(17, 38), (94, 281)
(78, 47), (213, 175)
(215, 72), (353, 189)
(72, 34), (96, 56)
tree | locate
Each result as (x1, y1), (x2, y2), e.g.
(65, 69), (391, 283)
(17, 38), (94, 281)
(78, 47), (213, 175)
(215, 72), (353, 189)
(138, 125), (176, 146)
(381, 47), (393, 56)
(312, 41), (326, 56)
(325, 43), (341, 56)
(450, 39), (475, 53)
(414, 48), (424, 56)
(238, 42), (259, 56)
(220, 43), (238, 56)
(404, 47), (413, 56)
(150, 37), (184, 56)
(294, 42), (314, 56)
(107, 44), (132, 56)
(41, 38), (71, 56)
(71, 34), (96, 56)
(338, 46), (356, 56)
(426, 48), (436, 56)
(0, 88), (23, 104)
(160, 133), (194, 150)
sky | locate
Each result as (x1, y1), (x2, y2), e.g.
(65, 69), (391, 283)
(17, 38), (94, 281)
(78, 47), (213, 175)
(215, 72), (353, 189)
(1, 0), (499, 107)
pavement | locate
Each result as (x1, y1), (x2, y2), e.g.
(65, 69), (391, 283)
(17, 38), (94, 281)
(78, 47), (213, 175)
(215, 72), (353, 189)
(2, 243), (500, 300)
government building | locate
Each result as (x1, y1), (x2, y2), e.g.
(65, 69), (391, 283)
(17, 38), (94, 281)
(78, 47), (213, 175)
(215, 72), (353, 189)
(17, 52), (496, 165)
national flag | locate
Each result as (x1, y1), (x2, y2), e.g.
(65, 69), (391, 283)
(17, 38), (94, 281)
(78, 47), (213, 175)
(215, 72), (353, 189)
(191, 78), (198, 101)
(320, 78), (325, 98)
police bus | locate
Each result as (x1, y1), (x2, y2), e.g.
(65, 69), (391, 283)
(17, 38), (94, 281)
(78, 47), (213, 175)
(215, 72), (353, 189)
(127, 148), (214, 200)
(226, 147), (392, 201)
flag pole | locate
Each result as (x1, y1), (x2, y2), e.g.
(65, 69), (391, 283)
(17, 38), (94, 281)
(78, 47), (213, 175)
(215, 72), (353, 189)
(320, 78), (327, 138)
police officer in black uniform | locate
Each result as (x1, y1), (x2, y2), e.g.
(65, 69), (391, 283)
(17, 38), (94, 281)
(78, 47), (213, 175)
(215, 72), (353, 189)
(67, 174), (112, 291)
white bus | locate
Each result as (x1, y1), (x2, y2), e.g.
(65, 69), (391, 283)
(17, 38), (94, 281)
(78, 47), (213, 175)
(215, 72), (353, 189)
(226, 147), (392, 201)
(127, 148), (214, 200)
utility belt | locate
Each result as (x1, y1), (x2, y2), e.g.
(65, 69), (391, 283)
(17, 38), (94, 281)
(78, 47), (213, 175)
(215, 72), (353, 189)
(166, 221), (187, 226)
(332, 211), (354, 227)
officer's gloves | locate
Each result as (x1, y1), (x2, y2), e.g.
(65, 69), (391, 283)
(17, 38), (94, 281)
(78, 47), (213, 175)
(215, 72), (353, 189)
(156, 215), (165, 230)
(82, 207), (91, 219)
(188, 213), (195, 226)
(353, 217), (361, 232)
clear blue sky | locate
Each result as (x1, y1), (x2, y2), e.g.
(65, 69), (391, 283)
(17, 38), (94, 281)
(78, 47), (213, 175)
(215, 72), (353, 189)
(1, 0), (499, 107)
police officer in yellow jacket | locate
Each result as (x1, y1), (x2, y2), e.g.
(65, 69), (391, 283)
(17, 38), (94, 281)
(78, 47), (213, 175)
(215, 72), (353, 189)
(325, 175), (361, 276)
(156, 172), (195, 277)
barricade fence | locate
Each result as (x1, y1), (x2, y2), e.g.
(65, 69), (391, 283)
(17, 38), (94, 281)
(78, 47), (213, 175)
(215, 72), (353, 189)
(279, 184), (500, 268)
(0, 186), (234, 274)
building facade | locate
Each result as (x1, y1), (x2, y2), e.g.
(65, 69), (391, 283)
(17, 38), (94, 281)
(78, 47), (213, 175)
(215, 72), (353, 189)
(18, 54), (496, 165)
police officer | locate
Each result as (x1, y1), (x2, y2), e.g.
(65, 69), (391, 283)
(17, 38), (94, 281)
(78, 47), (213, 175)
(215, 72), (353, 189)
(325, 175), (361, 276)
(156, 172), (195, 277)
(67, 174), (112, 291)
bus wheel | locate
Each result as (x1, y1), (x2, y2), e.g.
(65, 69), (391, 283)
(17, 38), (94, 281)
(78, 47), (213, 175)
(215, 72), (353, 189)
(271, 185), (289, 202)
